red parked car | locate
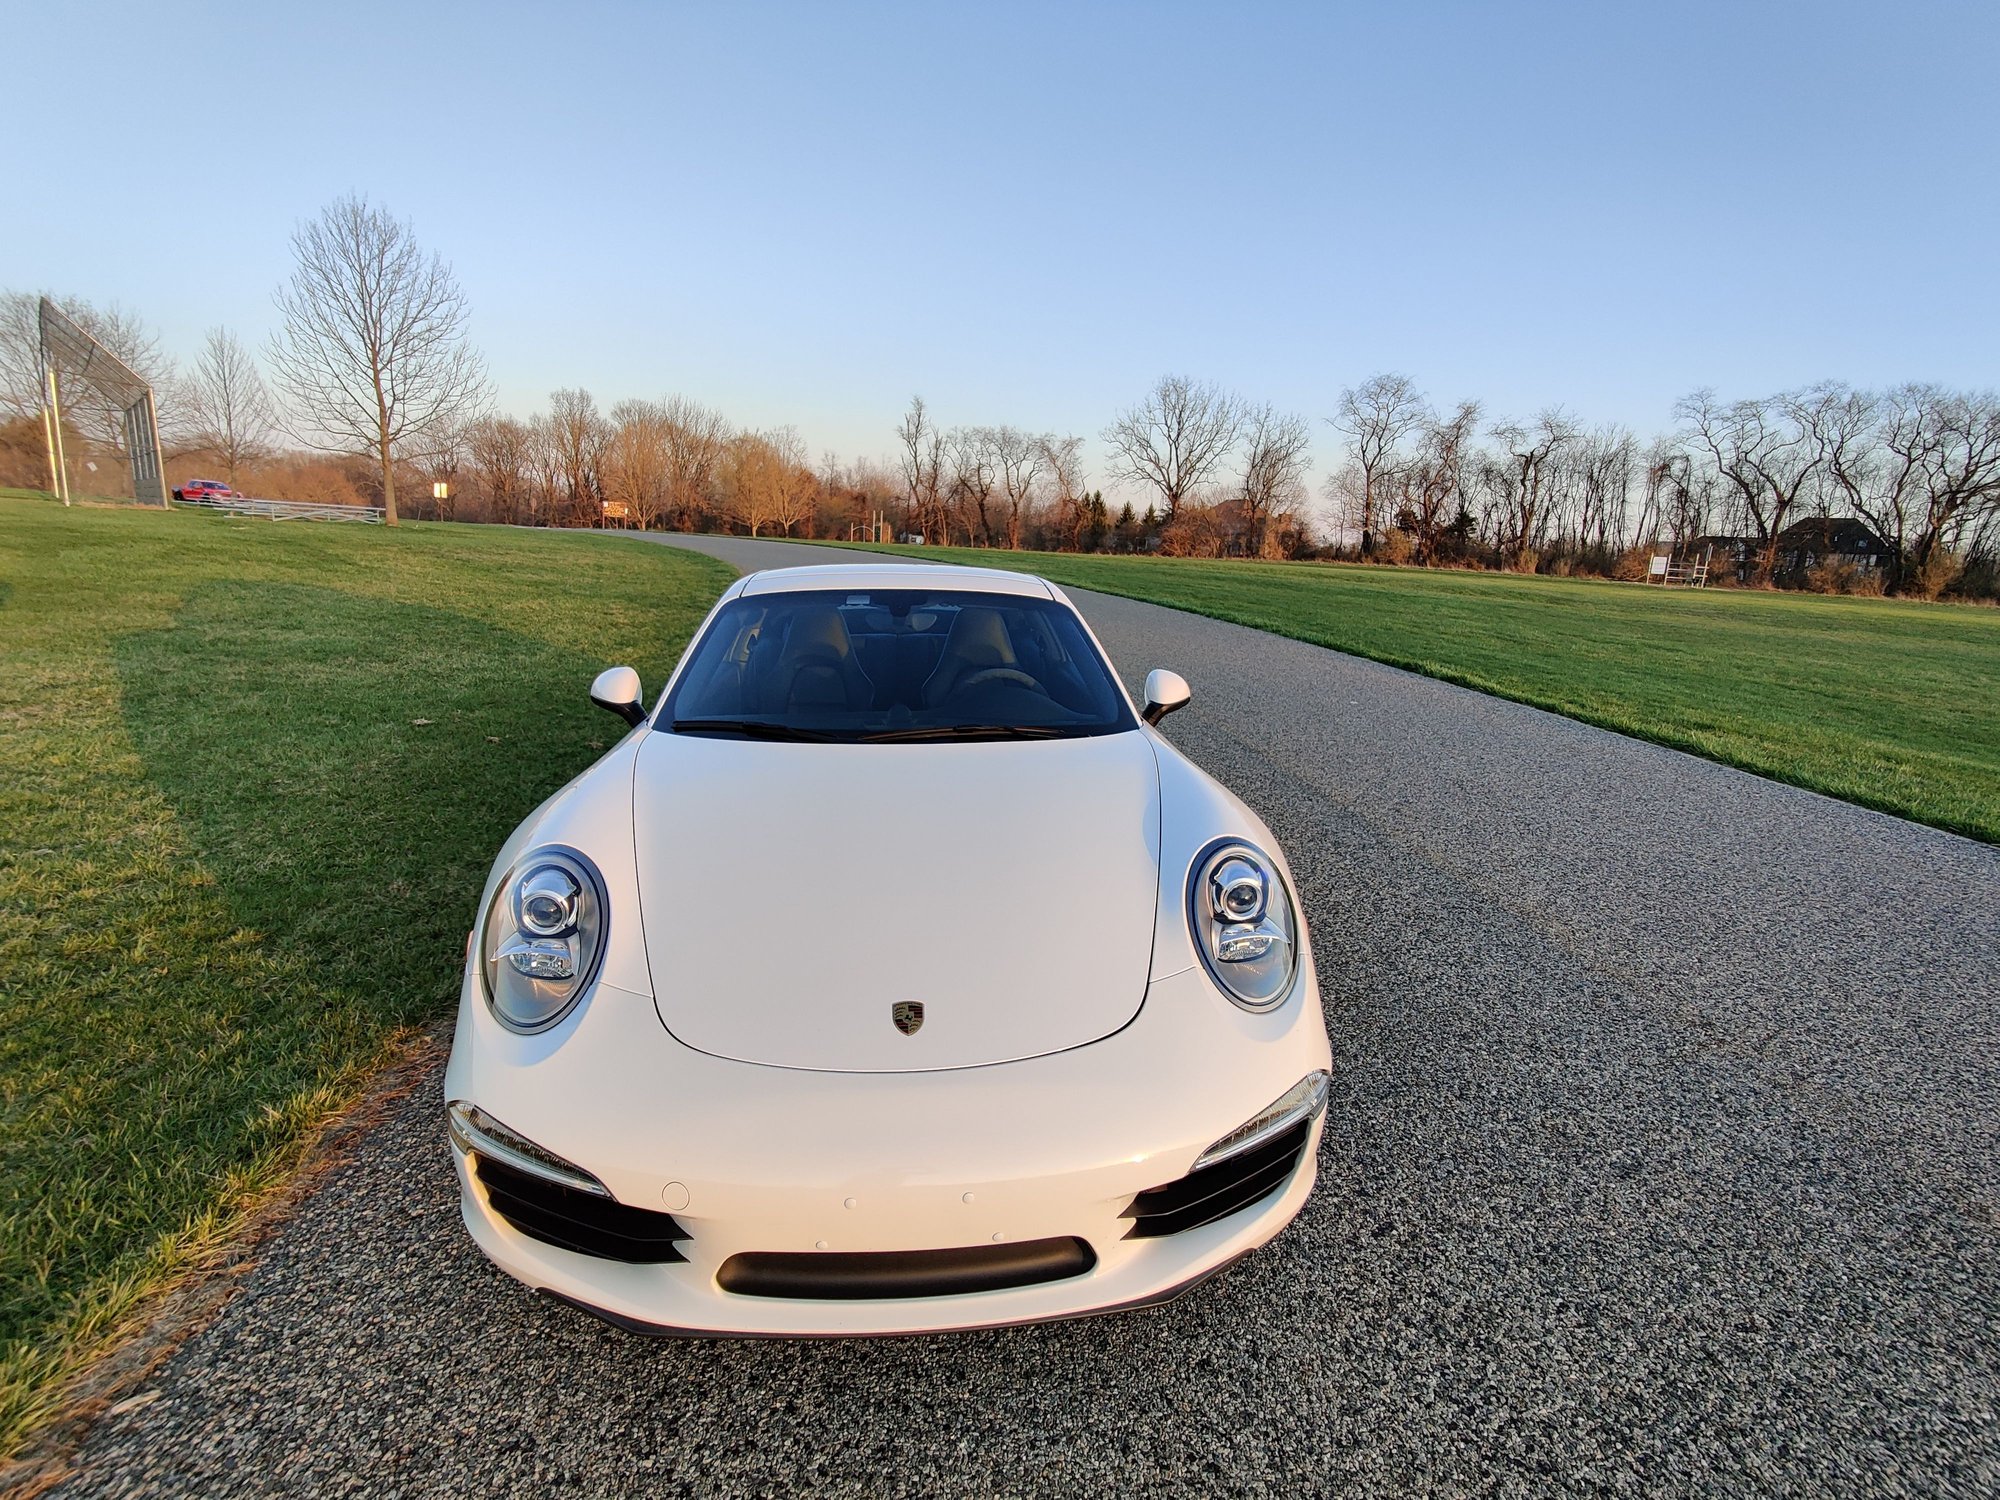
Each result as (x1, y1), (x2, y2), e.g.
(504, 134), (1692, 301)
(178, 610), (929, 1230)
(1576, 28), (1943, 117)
(173, 479), (237, 502)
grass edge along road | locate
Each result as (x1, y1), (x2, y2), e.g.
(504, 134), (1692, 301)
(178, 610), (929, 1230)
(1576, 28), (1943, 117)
(0, 498), (733, 1461)
(825, 539), (2000, 844)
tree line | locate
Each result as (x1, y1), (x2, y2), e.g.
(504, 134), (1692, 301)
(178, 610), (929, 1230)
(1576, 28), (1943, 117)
(5, 193), (1996, 600)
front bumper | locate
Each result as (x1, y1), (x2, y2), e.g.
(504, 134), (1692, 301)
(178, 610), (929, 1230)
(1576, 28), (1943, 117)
(444, 960), (1331, 1336)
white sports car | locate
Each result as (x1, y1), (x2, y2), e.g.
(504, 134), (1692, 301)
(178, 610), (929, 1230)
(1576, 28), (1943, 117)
(444, 561), (1331, 1335)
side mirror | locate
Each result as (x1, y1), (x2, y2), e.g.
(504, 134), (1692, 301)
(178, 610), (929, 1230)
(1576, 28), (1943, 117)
(1142, 668), (1191, 726)
(590, 665), (647, 727)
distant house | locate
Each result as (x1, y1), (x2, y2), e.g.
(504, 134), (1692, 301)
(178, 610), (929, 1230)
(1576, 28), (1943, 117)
(1686, 520), (1892, 582)
(1773, 517), (1892, 574)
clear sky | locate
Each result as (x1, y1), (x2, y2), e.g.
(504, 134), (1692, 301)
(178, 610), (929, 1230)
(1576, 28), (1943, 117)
(12, 0), (1998, 492)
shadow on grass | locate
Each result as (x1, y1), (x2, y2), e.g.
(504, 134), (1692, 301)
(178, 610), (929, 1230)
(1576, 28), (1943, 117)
(113, 580), (623, 1024)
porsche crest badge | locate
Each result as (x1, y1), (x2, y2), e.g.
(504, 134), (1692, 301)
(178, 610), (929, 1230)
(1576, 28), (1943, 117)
(892, 1001), (925, 1036)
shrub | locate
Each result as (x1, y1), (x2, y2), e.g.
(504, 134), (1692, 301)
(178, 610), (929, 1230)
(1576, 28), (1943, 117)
(1374, 528), (1415, 565)
(1805, 559), (1885, 596)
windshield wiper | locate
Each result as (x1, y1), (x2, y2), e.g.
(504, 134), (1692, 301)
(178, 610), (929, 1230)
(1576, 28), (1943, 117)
(670, 718), (837, 742)
(860, 723), (1070, 743)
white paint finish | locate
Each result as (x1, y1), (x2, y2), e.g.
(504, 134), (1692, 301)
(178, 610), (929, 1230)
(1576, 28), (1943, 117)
(737, 561), (1052, 598)
(443, 961), (1328, 1334)
(632, 730), (1161, 1072)
(445, 565), (1333, 1332)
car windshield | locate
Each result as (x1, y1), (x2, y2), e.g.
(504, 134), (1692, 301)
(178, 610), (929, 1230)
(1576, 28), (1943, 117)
(661, 587), (1135, 742)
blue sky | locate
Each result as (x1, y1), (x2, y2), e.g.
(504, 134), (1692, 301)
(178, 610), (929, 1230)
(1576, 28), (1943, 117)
(12, 0), (1998, 489)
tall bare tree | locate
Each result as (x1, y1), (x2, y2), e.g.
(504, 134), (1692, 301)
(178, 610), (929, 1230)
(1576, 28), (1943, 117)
(268, 195), (487, 524)
(601, 399), (673, 529)
(660, 395), (730, 531)
(178, 328), (276, 485)
(464, 415), (535, 525)
(1862, 385), (2000, 593)
(1039, 434), (1087, 549)
(722, 428), (815, 537)
(1400, 401), (1481, 564)
(1237, 406), (1313, 558)
(948, 427), (999, 544)
(1490, 409), (1579, 569)
(545, 387), (606, 526)
(989, 425), (1050, 549)
(897, 396), (947, 542)
(1330, 373), (1425, 555)
(1103, 375), (1243, 518)
(1677, 388), (1826, 582)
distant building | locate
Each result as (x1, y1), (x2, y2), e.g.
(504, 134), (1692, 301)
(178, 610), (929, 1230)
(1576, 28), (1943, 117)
(1686, 520), (1892, 582)
(1773, 517), (1892, 574)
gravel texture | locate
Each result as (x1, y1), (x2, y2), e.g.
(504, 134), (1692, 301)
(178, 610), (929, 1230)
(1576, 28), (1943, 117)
(48, 536), (2000, 1498)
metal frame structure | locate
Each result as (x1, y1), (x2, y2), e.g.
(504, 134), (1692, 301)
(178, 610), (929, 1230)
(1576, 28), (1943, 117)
(1646, 543), (1713, 588)
(37, 297), (168, 507)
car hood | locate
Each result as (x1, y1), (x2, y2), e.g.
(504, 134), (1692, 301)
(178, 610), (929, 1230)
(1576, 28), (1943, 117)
(631, 728), (1161, 1072)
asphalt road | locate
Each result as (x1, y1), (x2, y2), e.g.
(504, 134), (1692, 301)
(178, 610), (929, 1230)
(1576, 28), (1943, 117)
(48, 537), (1999, 1498)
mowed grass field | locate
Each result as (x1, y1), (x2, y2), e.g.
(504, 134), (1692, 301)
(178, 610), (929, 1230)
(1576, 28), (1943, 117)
(833, 541), (2000, 843)
(0, 497), (733, 1456)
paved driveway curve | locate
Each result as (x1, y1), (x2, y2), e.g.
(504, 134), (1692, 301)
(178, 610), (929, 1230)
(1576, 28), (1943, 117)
(49, 536), (1999, 1497)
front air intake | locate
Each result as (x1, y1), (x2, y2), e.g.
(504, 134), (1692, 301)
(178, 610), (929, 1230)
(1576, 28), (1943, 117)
(717, 1237), (1096, 1299)
(474, 1154), (690, 1264)
(1121, 1118), (1311, 1238)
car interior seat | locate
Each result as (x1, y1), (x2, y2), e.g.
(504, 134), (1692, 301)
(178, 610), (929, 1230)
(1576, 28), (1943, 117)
(752, 606), (873, 713)
(921, 607), (1022, 707)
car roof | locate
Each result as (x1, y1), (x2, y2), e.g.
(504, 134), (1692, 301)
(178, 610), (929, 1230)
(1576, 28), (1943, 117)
(734, 562), (1055, 599)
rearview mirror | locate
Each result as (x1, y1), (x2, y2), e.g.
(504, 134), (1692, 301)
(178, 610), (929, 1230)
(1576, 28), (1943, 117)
(1142, 668), (1191, 726)
(590, 665), (647, 727)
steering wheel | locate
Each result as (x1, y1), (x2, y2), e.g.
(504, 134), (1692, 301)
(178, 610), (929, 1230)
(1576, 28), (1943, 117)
(955, 666), (1045, 695)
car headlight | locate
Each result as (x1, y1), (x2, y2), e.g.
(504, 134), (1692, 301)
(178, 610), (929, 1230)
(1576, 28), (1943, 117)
(480, 846), (607, 1032)
(1187, 838), (1298, 1010)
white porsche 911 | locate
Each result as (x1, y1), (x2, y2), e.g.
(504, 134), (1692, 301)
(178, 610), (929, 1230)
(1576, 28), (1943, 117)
(444, 561), (1331, 1335)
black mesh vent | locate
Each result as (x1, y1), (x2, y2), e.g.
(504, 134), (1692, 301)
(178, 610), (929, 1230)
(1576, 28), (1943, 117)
(1121, 1118), (1311, 1238)
(474, 1153), (690, 1264)
(718, 1237), (1096, 1300)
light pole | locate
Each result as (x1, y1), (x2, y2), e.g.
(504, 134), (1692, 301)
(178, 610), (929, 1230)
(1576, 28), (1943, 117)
(433, 479), (449, 519)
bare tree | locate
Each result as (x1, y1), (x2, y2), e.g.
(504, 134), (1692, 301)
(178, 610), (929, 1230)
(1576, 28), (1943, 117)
(1573, 426), (1639, 555)
(897, 396), (947, 542)
(948, 427), (999, 545)
(177, 328), (276, 485)
(989, 425), (1050, 549)
(764, 427), (818, 537)
(601, 399), (673, 529)
(1039, 434), (1087, 548)
(1863, 385), (2000, 593)
(1330, 373), (1425, 555)
(722, 428), (814, 537)
(1399, 401), (1481, 564)
(1676, 388), (1826, 582)
(464, 415), (536, 525)
(1102, 375), (1243, 518)
(660, 395), (729, 531)
(1489, 409), (1579, 570)
(544, 388), (606, 526)
(268, 194), (487, 524)
(1237, 406), (1313, 557)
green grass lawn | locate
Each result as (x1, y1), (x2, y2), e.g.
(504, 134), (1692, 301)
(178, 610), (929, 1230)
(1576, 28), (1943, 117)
(0, 498), (733, 1456)
(830, 541), (2000, 843)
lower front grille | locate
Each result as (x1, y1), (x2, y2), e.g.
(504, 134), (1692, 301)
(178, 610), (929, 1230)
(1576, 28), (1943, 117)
(1121, 1118), (1312, 1238)
(718, 1237), (1096, 1300)
(474, 1154), (690, 1264)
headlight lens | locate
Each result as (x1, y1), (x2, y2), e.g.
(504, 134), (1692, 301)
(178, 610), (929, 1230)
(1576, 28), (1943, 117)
(1188, 839), (1298, 1010)
(481, 847), (607, 1032)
